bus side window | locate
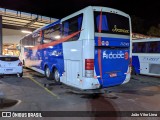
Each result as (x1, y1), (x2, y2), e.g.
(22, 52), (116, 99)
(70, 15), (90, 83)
(132, 43), (138, 53)
(62, 14), (83, 41)
(22, 34), (36, 47)
(35, 33), (41, 46)
(78, 16), (83, 30)
(43, 24), (61, 44)
(157, 42), (160, 53)
(137, 42), (146, 53)
(148, 42), (158, 53)
(63, 22), (69, 36)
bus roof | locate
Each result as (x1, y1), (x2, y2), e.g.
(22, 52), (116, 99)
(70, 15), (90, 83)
(21, 6), (130, 40)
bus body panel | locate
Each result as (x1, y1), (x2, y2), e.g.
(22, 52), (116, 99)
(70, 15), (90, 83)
(94, 36), (130, 87)
(24, 43), (65, 77)
(132, 54), (160, 76)
(132, 38), (160, 76)
(43, 43), (64, 77)
(61, 41), (83, 87)
(93, 7), (131, 87)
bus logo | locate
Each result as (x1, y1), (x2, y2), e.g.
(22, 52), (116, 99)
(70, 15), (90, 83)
(103, 51), (125, 59)
(112, 25), (129, 34)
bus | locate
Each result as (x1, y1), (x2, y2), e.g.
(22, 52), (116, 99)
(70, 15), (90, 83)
(132, 38), (160, 76)
(19, 6), (132, 90)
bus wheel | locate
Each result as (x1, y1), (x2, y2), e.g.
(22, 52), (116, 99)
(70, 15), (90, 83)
(45, 66), (53, 80)
(53, 68), (60, 83)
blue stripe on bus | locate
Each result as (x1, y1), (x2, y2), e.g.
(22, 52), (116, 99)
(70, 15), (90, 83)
(95, 37), (130, 47)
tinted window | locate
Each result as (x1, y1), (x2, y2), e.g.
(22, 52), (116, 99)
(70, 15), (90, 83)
(62, 14), (83, 41)
(132, 42), (146, 53)
(43, 24), (61, 44)
(21, 31), (41, 47)
(132, 41), (160, 53)
(0, 57), (19, 61)
(147, 41), (160, 53)
(32, 31), (42, 45)
(94, 12), (130, 35)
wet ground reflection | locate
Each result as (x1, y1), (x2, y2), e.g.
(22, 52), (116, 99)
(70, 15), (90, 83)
(82, 94), (118, 120)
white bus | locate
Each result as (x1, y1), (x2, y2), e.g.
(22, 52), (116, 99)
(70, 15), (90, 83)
(132, 38), (160, 76)
(20, 6), (132, 90)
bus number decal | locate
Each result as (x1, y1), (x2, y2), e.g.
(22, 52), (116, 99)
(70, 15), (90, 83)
(143, 57), (160, 62)
(120, 42), (129, 46)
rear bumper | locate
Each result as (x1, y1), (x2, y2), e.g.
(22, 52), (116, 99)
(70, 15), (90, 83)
(0, 67), (23, 75)
(98, 74), (131, 88)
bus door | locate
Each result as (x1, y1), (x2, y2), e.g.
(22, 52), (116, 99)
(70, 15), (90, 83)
(63, 41), (82, 86)
(62, 14), (83, 86)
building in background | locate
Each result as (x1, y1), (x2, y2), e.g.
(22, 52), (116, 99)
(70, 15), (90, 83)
(0, 7), (58, 56)
(132, 33), (157, 40)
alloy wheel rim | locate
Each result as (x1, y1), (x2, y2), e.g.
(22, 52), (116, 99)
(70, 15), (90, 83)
(55, 70), (59, 82)
(46, 68), (50, 77)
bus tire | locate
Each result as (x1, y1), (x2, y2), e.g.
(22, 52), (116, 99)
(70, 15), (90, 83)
(45, 66), (53, 80)
(53, 68), (60, 83)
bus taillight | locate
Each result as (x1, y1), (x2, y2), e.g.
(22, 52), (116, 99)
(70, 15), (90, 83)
(85, 59), (94, 78)
(85, 59), (94, 70)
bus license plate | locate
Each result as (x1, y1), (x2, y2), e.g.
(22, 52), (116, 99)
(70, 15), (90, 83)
(109, 73), (117, 77)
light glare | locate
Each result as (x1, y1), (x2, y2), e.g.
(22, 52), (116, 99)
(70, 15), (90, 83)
(21, 30), (32, 34)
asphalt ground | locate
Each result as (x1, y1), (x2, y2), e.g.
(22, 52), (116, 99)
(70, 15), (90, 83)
(0, 68), (160, 120)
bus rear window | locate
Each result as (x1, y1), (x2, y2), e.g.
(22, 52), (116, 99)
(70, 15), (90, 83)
(94, 12), (130, 35)
(0, 57), (19, 61)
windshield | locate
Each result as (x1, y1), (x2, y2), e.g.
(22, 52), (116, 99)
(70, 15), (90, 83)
(94, 11), (130, 35)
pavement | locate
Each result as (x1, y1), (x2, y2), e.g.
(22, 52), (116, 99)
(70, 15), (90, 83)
(0, 68), (160, 120)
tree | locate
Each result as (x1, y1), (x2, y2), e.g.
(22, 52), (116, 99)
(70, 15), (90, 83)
(131, 15), (147, 34)
(147, 26), (160, 37)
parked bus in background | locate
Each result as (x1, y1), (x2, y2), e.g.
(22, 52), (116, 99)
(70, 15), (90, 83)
(19, 6), (132, 90)
(132, 38), (160, 76)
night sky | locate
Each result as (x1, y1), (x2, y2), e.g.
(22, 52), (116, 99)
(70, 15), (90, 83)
(0, 0), (160, 33)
